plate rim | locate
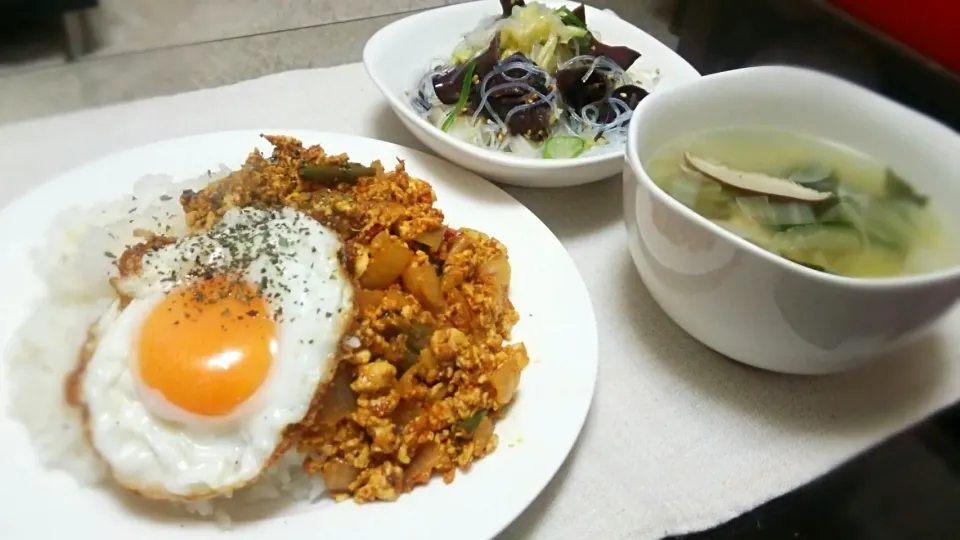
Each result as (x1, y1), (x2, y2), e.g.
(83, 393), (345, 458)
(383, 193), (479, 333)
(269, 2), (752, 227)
(0, 129), (599, 540)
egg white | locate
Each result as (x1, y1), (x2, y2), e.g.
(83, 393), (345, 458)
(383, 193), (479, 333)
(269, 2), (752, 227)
(79, 207), (354, 500)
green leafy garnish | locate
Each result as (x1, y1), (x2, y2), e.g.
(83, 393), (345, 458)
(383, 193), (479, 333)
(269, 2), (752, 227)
(441, 61), (477, 132)
(884, 168), (928, 207)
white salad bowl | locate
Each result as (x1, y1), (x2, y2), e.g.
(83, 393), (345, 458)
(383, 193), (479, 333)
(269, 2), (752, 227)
(623, 65), (960, 374)
(363, 0), (699, 188)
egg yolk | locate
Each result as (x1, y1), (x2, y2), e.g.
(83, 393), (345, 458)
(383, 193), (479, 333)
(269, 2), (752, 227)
(137, 276), (276, 417)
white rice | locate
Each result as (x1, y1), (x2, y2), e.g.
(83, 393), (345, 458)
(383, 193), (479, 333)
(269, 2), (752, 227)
(5, 169), (326, 526)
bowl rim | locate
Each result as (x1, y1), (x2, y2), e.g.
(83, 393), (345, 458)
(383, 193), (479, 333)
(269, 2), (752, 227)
(625, 64), (960, 291)
(363, 0), (698, 171)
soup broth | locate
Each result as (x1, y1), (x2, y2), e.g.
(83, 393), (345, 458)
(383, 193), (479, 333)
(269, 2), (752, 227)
(645, 128), (960, 278)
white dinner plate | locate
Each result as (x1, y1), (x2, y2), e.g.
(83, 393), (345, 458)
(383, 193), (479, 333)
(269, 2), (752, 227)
(0, 131), (598, 539)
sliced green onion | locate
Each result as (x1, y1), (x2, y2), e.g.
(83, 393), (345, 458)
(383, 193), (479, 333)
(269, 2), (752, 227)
(555, 6), (587, 29)
(441, 61), (476, 132)
(543, 135), (586, 159)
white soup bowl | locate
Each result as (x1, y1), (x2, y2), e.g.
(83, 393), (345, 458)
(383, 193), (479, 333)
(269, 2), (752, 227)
(623, 66), (960, 374)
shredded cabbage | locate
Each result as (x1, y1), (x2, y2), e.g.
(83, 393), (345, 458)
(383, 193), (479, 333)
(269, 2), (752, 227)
(451, 3), (587, 72)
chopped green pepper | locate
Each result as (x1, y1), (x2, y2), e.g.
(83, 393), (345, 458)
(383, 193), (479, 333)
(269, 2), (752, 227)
(299, 162), (376, 184)
(457, 410), (488, 437)
(406, 321), (434, 351)
(555, 6), (586, 29)
(398, 348), (419, 375)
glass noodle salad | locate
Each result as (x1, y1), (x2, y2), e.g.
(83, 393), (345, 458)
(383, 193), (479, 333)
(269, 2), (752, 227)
(411, 0), (654, 159)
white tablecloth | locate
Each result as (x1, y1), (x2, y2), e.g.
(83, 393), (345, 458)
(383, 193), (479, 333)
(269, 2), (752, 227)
(3, 64), (960, 540)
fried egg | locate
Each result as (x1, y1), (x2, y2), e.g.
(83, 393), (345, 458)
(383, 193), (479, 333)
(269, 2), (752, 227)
(77, 206), (354, 500)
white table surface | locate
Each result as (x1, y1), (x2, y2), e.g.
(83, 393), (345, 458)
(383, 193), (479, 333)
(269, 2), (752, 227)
(3, 63), (960, 540)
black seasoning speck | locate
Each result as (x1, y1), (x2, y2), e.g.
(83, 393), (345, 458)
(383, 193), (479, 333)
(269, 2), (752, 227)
(104, 251), (116, 259)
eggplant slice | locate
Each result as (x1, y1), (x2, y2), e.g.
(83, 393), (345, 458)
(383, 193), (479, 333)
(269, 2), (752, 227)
(432, 35), (501, 105)
(471, 53), (554, 140)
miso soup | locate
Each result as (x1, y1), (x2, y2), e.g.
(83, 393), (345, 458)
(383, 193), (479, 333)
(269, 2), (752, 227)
(645, 128), (960, 278)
